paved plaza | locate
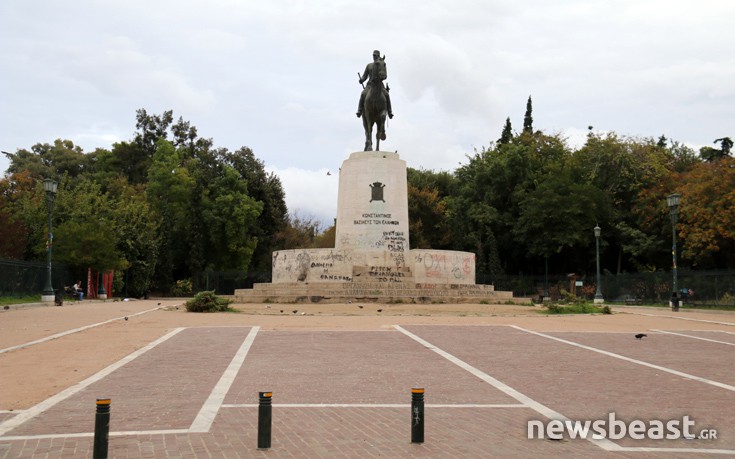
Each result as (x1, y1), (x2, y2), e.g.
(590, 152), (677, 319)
(0, 301), (733, 458)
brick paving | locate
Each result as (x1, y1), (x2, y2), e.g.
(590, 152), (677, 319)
(404, 325), (734, 452)
(1, 324), (733, 458)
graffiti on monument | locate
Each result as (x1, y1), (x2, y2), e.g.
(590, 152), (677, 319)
(414, 252), (474, 280)
(368, 265), (406, 283)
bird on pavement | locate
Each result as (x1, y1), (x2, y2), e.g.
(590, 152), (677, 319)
(635, 333), (647, 340)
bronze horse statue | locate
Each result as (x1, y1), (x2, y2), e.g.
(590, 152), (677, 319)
(362, 57), (388, 151)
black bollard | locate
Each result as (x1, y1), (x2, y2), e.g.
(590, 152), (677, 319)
(257, 391), (272, 449)
(411, 388), (424, 444)
(93, 398), (111, 459)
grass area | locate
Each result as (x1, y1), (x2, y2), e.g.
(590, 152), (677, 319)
(0, 295), (42, 306)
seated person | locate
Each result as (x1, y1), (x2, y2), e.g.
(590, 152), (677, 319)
(72, 281), (84, 301)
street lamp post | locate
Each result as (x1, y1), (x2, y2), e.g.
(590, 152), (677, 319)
(594, 225), (603, 304)
(41, 178), (58, 303)
(667, 193), (681, 311)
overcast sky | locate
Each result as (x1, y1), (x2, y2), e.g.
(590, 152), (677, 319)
(1, 0), (733, 226)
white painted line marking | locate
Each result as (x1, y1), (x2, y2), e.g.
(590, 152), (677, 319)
(0, 328), (184, 437)
(0, 429), (190, 441)
(0, 307), (162, 355)
(393, 325), (620, 452)
(614, 446), (735, 455)
(652, 329), (735, 346)
(189, 326), (260, 433)
(511, 325), (735, 392)
(622, 311), (735, 327)
(221, 403), (526, 408)
(399, 325), (735, 455)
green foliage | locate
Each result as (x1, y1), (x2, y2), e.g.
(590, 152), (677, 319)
(523, 96), (533, 133)
(2, 108), (288, 295)
(273, 213), (323, 250)
(498, 117), (513, 145)
(202, 166), (262, 270)
(221, 147), (288, 272)
(170, 279), (193, 297)
(185, 290), (233, 312)
(2, 100), (733, 299)
(0, 295), (41, 306)
(545, 302), (607, 314)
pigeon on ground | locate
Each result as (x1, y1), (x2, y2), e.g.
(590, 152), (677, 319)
(292, 310), (298, 314)
(124, 316), (129, 321)
(635, 333), (647, 340)
(377, 309), (383, 313)
(358, 305), (363, 309)
(157, 302), (161, 306)
(280, 310), (284, 313)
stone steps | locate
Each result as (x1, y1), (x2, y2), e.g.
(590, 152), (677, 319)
(233, 282), (529, 304)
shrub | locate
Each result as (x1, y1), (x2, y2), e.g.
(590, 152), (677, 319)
(185, 290), (233, 312)
(171, 279), (193, 297)
(545, 302), (608, 315)
(601, 305), (612, 314)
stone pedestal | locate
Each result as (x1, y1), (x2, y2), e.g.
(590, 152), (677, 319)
(335, 151), (409, 256)
(235, 151), (524, 304)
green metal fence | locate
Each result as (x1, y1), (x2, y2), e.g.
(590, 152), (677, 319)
(0, 258), (71, 296)
(483, 270), (735, 306)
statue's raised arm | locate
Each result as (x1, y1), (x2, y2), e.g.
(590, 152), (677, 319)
(356, 50), (394, 151)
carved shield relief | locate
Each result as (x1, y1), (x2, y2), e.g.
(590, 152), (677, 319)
(369, 182), (385, 202)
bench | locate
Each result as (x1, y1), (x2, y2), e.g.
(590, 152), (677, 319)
(624, 297), (642, 305)
(64, 286), (83, 301)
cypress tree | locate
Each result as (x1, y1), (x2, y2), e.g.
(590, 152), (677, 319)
(523, 95), (533, 134)
(498, 117), (513, 145)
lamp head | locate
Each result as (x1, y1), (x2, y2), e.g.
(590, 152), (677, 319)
(594, 225), (601, 238)
(667, 193), (680, 209)
(43, 178), (58, 195)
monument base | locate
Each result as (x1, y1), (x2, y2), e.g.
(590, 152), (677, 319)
(233, 150), (525, 304)
(233, 280), (524, 304)
(234, 247), (525, 304)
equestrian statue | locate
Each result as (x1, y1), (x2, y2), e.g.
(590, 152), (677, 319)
(357, 50), (394, 151)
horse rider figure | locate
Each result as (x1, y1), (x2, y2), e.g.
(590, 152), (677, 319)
(356, 50), (394, 119)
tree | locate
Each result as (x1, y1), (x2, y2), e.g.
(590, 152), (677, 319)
(272, 213), (322, 250)
(572, 133), (679, 272)
(202, 166), (263, 271)
(513, 164), (609, 266)
(407, 184), (450, 249)
(700, 138), (731, 162)
(54, 220), (126, 273)
(146, 140), (196, 288)
(221, 147), (288, 272)
(407, 168), (455, 250)
(715, 137), (733, 155)
(677, 157), (735, 267)
(498, 117), (513, 145)
(134, 109), (174, 155)
(523, 95), (533, 134)
(0, 171), (36, 259)
(109, 184), (160, 297)
(4, 139), (90, 181)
